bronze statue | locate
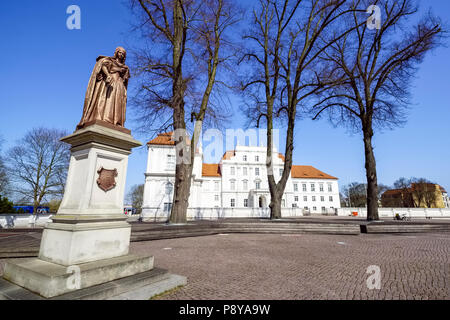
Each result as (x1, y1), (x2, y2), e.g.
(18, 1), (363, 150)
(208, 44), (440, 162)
(77, 47), (130, 130)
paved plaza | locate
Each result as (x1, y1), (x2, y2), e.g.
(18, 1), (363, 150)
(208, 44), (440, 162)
(131, 232), (450, 300)
(1, 230), (449, 300)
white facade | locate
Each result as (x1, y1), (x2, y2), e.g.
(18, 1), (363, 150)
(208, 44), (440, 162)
(443, 190), (450, 208)
(141, 133), (341, 221)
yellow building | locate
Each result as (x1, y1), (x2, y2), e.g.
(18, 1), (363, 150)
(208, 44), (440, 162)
(381, 184), (447, 208)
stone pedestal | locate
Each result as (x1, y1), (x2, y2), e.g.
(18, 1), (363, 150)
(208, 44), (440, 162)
(2, 124), (164, 298)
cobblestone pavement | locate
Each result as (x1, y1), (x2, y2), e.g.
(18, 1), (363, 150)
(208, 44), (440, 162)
(130, 233), (450, 300)
(1, 232), (449, 299)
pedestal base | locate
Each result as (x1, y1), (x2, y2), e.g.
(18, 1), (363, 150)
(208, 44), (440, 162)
(2, 254), (154, 298)
(39, 215), (131, 266)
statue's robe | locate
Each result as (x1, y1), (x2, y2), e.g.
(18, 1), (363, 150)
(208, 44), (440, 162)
(77, 56), (130, 129)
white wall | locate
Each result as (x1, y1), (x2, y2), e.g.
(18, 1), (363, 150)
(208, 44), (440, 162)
(337, 207), (450, 219)
(0, 214), (53, 228)
(142, 207), (307, 222)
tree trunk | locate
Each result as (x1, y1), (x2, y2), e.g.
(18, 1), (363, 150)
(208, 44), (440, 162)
(363, 129), (379, 221)
(169, 0), (189, 224)
(269, 189), (282, 219)
(170, 162), (191, 224)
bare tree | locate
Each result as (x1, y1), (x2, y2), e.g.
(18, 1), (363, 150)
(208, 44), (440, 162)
(127, 184), (145, 214)
(410, 178), (437, 208)
(392, 177), (414, 207)
(129, 0), (239, 223)
(0, 136), (8, 195)
(311, 0), (445, 220)
(6, 128), (70, 213)
(239, 0), (354, 219)
(341, 182), (367, 207)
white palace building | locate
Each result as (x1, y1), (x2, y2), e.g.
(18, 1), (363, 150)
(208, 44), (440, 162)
(141, 132), (341, 221)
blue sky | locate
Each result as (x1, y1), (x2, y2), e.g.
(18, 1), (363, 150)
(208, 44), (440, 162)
(1, 0), (449, 198)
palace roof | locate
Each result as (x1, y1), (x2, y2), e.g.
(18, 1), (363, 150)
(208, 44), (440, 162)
(147, 132), (191, 146)
(202, 163), (221, 177)
(290, 165), (338, 180)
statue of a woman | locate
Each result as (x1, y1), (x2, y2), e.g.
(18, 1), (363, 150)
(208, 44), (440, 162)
(77, 47), (130, 130)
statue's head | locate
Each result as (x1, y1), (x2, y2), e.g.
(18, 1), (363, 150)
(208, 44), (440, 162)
(114, 46), (126, 62)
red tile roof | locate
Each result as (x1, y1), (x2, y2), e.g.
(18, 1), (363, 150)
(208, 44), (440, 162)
(291, 165), (338, 180)
(147, 132), (191, 146)
(222, 150), (236, 160)
(202, 163), (221, 177)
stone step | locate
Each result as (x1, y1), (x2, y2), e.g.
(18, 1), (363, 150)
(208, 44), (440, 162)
(0, 247), (40, 259)
(3, 254), (154, 298)
(53, 267), (169, 300)
(363, 224), (450, 234)
(131, 223), (360, 241)
(0, 267), (187, 300)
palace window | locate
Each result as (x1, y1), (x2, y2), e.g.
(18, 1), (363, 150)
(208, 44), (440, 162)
(214, 181), (219, 191)
(243, 167), (248, 175)
(321, 207), (326, 213)
(304, 196), (307, 201)
(313, 206), (317, 211)
(320, 196), (325, 202)
(255, 156), (259, 162)
(320, 184), (324, 192)
(231, 199), (235, 207)
(255, 167), (260, 176)
(243, 155), (247, 161)
(302, 184), (307, 192)
(294, 183), (298, 192)
(243, 180), (248, 190)
(255, 181), (261, 190)
(167, 154), (175, 170)
(244, 199), (248, 207)
(292, 203), (298, 208)
(311, 184), (316, 192)
(328, 184), (332, 192)
(163, 203), (172, 212)
(294, 196), (299, 202)
(279, 168), (283, 176)
(230, 180), (235, 191)
(329, 196), (333, 202)
(215, 195), (219, 201)
(282, 199), (286, 207)
(312, 196), (316, 202)
(230, 167), (235, 175)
